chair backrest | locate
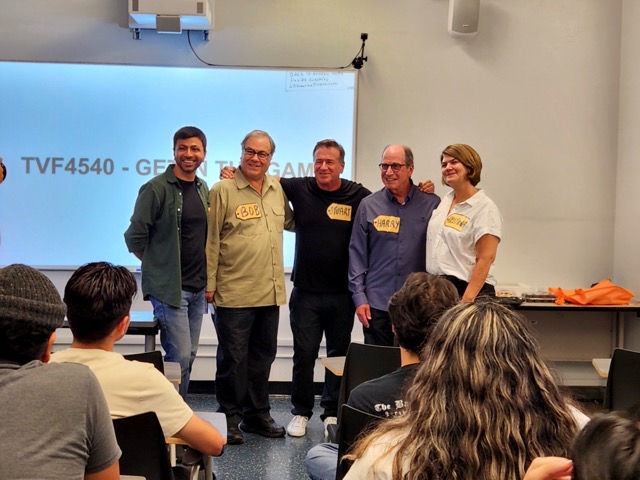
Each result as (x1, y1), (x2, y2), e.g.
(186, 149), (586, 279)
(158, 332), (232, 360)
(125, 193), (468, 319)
(124, 350), (165, 374)
(336, 404), (382, 480)
(326, 343), (401, 443)
(113, 411), (175, 480)
(337, 343), (401, 420)
(604, 348), (640, 411)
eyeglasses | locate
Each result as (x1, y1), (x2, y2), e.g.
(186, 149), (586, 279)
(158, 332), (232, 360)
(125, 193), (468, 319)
(378, 163), (407, 172)
(243, 148), (271, 161)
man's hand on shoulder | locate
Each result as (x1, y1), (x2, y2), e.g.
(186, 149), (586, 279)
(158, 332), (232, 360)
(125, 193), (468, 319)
(219, 166), (236, 180)
(417, 179), (435, 194)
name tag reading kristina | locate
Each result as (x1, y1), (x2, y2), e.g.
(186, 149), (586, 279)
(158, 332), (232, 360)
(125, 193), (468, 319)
(445, 213), (469, 231)
(326, 203), (352, 222)
(235, 203), (262, 220)
(373, 215), (400, 233)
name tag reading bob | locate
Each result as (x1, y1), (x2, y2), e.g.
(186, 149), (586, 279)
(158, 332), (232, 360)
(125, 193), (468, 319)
(235, 203), (262, 220)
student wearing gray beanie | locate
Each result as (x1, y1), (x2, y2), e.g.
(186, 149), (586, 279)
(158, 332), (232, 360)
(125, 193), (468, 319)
(0, 264), (67, 364)
(0, 264), (122, 479)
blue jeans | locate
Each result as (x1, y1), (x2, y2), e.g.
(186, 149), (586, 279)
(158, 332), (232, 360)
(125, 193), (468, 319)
(290, 288), (354, 419)
(150, 289), (205, 399)
(305, 442), (338, 480)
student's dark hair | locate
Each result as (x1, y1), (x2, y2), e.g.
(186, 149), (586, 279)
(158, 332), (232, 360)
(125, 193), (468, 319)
(0, 319), (52, 364)
(173, 126), (207, 152)
(388, 273), (458, 355)
(313, 139), (345, 164)
(64, 262), (137, 342)
(572, 411), (640, 480)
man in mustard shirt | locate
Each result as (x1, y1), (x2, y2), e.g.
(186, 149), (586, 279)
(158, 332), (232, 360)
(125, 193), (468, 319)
(206, 130), (294, 445)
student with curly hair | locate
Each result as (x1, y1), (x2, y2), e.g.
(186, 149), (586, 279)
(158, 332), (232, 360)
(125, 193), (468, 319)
(344, 300), (589, 480)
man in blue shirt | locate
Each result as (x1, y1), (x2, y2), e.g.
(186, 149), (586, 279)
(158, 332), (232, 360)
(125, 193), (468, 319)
(348, 144), (440, 346)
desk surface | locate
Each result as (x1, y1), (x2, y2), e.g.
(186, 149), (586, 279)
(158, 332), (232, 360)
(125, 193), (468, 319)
(61, 311), (158, 333)
(166, 411), (227, 442)
(320, 356), (346, 376)
(592, 358), (611, 378)
(515, 301), (640, 312)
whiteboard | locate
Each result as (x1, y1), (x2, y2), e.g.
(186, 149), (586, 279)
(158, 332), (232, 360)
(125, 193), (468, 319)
(0, 61), (358, 269)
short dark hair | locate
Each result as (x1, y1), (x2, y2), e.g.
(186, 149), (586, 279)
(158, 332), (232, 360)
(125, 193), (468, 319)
(173, 126), (207, 152)
(313, 139), (345, 164)
(0, 319), (52, 364)
(387, 273), (458, 355)
(64, 262), (137, 342)
(572, 411), (640, 480)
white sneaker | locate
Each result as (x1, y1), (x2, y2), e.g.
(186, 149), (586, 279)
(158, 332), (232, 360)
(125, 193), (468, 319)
(286, 415), (309, 437)
(323, 416), (338, 440)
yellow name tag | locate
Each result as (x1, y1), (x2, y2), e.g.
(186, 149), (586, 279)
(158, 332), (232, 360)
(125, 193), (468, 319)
(373, 215), (401, 233)
(326, 203), (352, 222)
(445, 213), (469, 231)
(235, 203), (262, 220)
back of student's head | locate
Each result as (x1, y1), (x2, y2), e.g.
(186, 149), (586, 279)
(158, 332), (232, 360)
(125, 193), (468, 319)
(387, 272), (458, 355)
(572, 411), (640, 480)
(352, 298), (580, 480)
(64, 262), (137, 342)
(0, 264), (66, 364)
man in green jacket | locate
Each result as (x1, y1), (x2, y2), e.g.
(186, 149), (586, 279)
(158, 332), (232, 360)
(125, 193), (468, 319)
(124, 126), (209, 399)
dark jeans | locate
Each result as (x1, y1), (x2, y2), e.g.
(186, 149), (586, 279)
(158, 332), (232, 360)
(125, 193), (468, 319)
(290, 288), (355, 420)
(363, 308), (394, 346)
(212, 305), (279, 425)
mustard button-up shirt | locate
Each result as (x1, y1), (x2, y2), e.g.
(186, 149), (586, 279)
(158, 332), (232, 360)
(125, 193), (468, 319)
(206, 169), (294, 307)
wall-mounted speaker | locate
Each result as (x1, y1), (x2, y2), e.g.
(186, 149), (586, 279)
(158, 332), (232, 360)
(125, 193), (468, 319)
(448, 0), (480, 37)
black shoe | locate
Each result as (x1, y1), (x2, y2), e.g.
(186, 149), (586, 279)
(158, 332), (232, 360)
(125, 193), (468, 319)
(226, 424), (244, 445)
(239, 416), (285, 438)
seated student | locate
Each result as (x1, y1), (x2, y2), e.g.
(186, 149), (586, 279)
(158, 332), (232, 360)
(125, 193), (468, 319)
(524, 411), (640, 480)
(572, 410), (640, 480)
(51, 261), (225, 457)
(305, 273), (459, 480)
(344, 299), (589, 480)
(525, 410), (640, 480)
(0, 264), (120, 480)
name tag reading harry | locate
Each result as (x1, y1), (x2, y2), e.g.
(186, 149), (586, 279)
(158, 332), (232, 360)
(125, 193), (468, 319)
(235, 203), (262, 220)
(445, 213), (469, 231)
(373, 215), (400, 233)
(326, 203), (352, 222)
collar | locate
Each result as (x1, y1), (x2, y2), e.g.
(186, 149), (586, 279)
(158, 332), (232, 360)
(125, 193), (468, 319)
(383, 181), (416, 204)
(235, 168), (276, 193)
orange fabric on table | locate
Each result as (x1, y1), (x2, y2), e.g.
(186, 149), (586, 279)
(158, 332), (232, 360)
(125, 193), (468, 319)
(549, 279), (634, 306)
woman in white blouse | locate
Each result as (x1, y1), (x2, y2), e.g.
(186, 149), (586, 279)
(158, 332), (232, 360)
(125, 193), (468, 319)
(426, 144), (502, 302)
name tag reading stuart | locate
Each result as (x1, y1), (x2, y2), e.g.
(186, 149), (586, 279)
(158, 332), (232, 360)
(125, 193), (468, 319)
(326, 203), (352, 222)
(445, 213), (469, 231)
(235, 203), (262, 220)
(373, 215), (401, 233)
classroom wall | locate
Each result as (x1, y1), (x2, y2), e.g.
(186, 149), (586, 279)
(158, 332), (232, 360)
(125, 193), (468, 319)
(615, 0), (640, 347)
(2, 0), (637, 382)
